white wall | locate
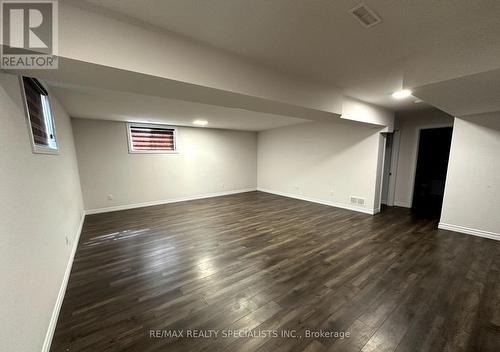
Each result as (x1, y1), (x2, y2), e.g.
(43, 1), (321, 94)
(341, 96), (395, 132)
(257, 121), (384, 214)
(0, 73), (84, 352)
(440, 114), (500, 239)
(72, 118), (257, 212)
(393, 109), (454, 207)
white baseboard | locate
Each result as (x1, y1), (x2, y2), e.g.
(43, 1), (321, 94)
(42, 211), (86, 352)
(438, 222), (500, 241)
(85, 188), (257, 215)
(257, 188), (376, 215)
(394, 201), (411, 208)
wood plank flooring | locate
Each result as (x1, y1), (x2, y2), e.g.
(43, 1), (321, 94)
(50, 191), (500, 352)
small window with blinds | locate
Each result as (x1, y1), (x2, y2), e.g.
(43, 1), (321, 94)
(127, 123), (177, 154)
(20, 76), (58, 153)
(20, 76), (57, 154)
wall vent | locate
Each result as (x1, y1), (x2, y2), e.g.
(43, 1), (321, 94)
(350, 3), (382, 28)
(350, 196), (366, 206)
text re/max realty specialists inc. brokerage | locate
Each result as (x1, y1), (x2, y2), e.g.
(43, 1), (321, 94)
(149, 329), (351, 339)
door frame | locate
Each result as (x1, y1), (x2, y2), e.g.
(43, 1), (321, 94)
(378, 130), (401, 210)
(385, 130), (400, 206)
(375, 133), (388, 213)
(408, 123), (454, 208)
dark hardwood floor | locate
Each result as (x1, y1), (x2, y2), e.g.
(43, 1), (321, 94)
(50, 191), (500, 352)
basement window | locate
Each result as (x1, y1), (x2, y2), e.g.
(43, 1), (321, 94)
(20, 76), (58, 154)
(127, 123), (177, 154)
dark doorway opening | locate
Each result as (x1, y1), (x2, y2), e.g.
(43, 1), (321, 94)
(412, 127), (453, 218)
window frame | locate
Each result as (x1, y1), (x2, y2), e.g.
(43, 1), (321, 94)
(126, 122), (178, 154)
(19, 75), (59, 155)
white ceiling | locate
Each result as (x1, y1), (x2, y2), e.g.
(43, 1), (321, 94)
(413, 68), (500, 117)
(50, 84), (308, 131)
(74, 0), (500, 110)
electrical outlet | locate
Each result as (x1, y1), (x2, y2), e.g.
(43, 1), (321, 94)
(107, 194), (114, 200)
(294, 186), (299, 191)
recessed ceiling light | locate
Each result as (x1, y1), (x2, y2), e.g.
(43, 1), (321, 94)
(193, 119), (208, 126)
(392, 89), (412, 99)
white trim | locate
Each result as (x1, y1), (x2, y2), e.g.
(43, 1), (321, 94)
(257, 188), (377, 215)
(386, 130), (401, 206)
(42, 211), (86, 352)
(438, 222), (500, 241)
(85, 188), (257, 215)
(394, 201), (411, 208)
(375, 133), (387, 213)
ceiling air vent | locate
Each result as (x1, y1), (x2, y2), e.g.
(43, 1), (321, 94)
(350, 3), (382, 28)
